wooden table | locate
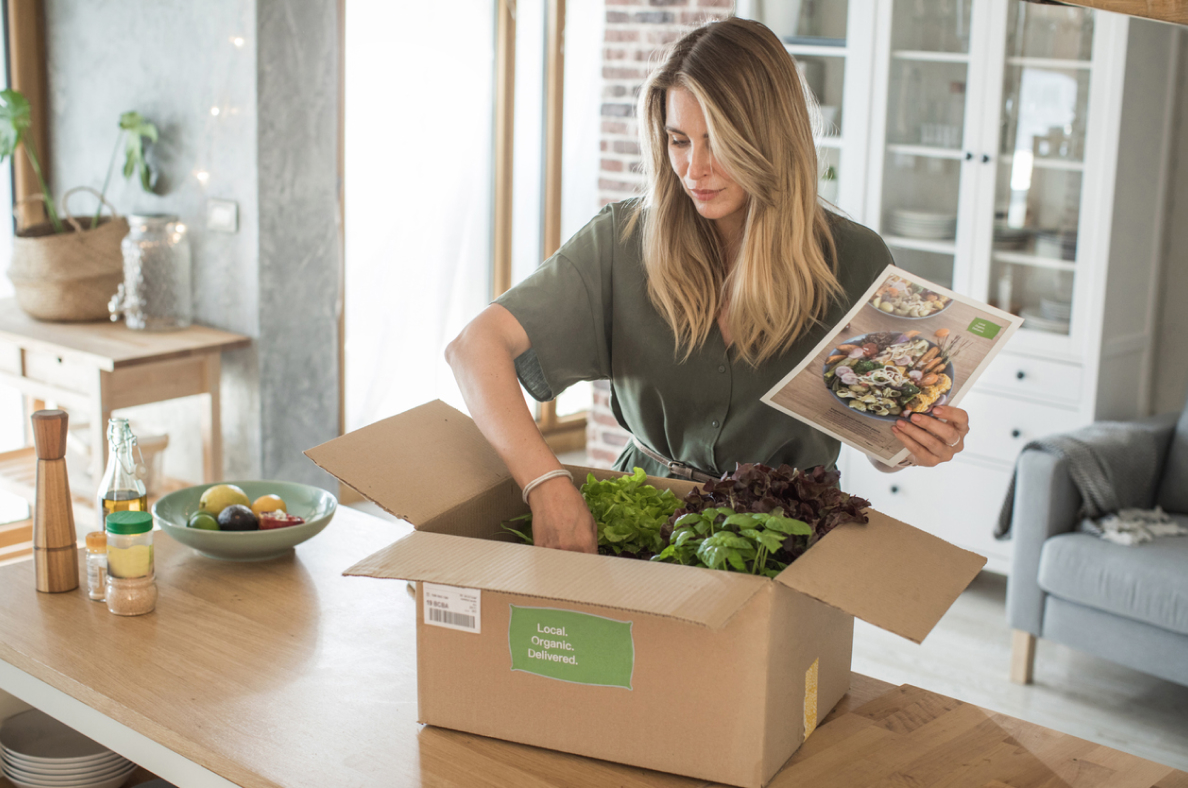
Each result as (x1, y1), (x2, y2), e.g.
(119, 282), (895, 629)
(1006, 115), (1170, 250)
(0, 507), (1182, 788)
(0, 299), (250, 483)
(0, 301), (249, 559)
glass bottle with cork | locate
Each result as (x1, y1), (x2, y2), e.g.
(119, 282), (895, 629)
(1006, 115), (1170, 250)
(97, 418), (148, 531)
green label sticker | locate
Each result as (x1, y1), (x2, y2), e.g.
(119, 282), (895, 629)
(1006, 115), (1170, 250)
(508, 605), (634, 689)
(968, 318), (1002, 339)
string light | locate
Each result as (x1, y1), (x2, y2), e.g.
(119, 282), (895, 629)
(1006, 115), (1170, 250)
(210, 107), (221, 116)
(231, 36), (245, 48)
(195, 170), (210, 185)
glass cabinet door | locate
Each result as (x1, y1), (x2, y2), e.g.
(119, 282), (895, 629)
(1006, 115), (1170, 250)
(741, 0), (872, 217)
(987, 1), (1093, 336)
(875, 0), (976, 290)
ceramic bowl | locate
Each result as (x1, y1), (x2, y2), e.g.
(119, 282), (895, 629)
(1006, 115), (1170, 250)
(152, 481), (337, 561)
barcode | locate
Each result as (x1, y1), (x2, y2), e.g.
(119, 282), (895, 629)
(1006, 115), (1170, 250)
(428, 608), (475, 629)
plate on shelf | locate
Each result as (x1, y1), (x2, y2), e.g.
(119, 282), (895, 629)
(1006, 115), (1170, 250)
(1020, 308), (1070, 334)
(993, 224), (1031, 250)
(1035, 230), (1077, 261)
(1040, 298), (1072, 321)
(888, 209), (957, 240)
(0, 711), (111, 762)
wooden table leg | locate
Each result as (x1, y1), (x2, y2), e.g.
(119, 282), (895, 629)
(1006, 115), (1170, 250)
(22, 397), (45, 446)
(200, 353), (222, 483)
(88, 371), (112, 532)
(1010, 629), (1037, 685)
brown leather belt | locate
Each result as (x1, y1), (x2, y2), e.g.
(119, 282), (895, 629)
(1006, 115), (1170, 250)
(630, 436), (719, 484)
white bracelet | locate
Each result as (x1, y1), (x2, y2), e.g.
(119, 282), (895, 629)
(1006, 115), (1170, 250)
(521, 469), (574, 505)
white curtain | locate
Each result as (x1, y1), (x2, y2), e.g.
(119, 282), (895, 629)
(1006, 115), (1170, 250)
(345, 3), (495, 430)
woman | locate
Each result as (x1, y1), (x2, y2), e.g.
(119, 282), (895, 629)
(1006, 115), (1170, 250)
(446, 17), (969, 554)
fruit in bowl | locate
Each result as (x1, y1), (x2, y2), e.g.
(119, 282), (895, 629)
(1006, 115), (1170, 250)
(153, 481), (336, 562)
(199, 484), (250, 515)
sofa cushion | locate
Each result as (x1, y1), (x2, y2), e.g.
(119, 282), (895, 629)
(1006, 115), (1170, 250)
(1037, 524), (1188, 636)
(1158, 404), (1188, 512)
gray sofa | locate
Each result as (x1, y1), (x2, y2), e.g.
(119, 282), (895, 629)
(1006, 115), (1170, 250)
(1006, 409), (1188, 686)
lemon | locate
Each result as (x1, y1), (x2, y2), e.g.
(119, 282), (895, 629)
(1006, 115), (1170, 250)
(251, 494), (287, 518)
(198, 484), (250, 516)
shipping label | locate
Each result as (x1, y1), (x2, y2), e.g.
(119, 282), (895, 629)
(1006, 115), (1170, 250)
(422, 582), (481, 634)
(508, 605), (634, 689)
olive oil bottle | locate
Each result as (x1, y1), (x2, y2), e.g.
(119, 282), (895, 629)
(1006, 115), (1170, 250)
(96, 418), (148, 530)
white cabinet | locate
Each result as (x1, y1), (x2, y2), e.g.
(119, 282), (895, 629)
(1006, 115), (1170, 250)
(743, 0), (1180, 573)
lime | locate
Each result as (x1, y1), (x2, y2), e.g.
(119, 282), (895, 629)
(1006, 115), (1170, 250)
(188, 511), (220, 530)
(198, 484), (250, 516)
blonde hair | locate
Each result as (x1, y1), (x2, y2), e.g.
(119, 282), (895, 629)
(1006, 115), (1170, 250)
(626, 17), (841, 366)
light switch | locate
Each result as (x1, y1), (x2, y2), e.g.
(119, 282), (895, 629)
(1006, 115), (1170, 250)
(206, 199), (239, 233)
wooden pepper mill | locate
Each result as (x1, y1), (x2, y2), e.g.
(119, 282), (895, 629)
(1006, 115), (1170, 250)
(32, 410), (80, 593)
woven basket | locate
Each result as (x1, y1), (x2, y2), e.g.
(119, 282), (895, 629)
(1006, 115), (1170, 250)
(6, 188), (128, 322)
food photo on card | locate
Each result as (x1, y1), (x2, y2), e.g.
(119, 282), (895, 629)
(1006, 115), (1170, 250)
(761, 264), (1024, 465)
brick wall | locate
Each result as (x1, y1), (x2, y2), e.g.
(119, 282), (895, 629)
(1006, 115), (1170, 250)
(586, 0), (734, 469)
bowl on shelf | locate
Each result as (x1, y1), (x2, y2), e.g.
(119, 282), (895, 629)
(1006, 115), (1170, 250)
(152, 480), (337, 561)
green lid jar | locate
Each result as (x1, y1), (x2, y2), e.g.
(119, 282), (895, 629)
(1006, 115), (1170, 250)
(106, 510), (152, 534)
(105, 510), (154, 585)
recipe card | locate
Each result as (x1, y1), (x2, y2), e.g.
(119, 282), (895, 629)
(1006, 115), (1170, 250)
(761, 264), (1024, 465)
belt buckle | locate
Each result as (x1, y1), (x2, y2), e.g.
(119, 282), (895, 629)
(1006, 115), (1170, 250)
(668, 460), (694, 480)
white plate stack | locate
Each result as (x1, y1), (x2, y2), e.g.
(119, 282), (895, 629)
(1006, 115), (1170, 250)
(1035, 230), (1077, 261)
(0, 710), (136, 788)
(888, 209), (957, 240)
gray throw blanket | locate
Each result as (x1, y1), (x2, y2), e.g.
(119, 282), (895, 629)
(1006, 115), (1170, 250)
(996, 421), (1163, 539)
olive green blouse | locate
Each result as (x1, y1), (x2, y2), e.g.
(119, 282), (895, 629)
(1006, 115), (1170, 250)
(495, 199), (892, 479)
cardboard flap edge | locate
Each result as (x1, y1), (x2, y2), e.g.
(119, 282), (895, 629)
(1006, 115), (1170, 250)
(775, 509), (986, 643)
(305, 399), (511, 528)
(345, 530), (770, 630)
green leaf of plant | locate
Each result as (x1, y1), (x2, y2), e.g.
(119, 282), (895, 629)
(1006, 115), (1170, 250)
(755, 530), (785, 553)
(120, 111), (158, 194)
(723, 513), (758, 529)
(0, 89), (31, 160)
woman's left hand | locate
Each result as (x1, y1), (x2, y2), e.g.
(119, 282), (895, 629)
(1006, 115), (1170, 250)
(891, 405), (969, 467)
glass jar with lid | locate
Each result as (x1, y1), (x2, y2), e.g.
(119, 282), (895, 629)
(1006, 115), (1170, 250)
(110, 214), (192, 330)
(105, 511), (157, 616)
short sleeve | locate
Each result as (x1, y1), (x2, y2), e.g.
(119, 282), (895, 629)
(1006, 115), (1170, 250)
(494, 204), (617, 401)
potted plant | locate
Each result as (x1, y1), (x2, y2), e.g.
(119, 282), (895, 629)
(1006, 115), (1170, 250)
(0, 89), (158, 322)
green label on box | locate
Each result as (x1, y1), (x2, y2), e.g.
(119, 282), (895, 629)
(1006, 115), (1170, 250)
(508, 605), (634, 689)
(968, 318), (1003, 339)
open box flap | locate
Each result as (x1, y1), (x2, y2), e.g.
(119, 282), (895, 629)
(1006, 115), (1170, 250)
(346, 530), (769, 630)
(774, 509), (986, 644)
(305, 400), (509, 527)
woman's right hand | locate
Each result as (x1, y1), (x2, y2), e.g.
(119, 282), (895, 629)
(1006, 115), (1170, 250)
(527, 476), (598, 554)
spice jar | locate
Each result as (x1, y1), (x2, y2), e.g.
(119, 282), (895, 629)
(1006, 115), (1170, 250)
(85, 531), (107, 601)
(105, 511), (157, 616)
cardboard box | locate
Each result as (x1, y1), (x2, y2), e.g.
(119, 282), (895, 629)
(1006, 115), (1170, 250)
(306, 400), (985, 788)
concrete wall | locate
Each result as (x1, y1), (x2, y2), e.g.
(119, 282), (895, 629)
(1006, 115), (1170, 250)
(43, 0), (339, 486)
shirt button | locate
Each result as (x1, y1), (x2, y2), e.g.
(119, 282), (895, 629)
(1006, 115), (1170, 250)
(718, 365), (726, 373)
(712, 420), (720, 428)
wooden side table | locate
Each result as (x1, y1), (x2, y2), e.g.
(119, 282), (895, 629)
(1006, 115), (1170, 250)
(0, 300), (249, 555)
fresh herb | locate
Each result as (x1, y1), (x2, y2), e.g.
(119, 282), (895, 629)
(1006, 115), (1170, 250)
(501, 467), (680, 559)
(651, 507), (811, 577)
(665, 464), (870, 563)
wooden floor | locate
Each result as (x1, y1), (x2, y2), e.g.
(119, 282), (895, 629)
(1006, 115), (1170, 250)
(351, 499), (1188, 773)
